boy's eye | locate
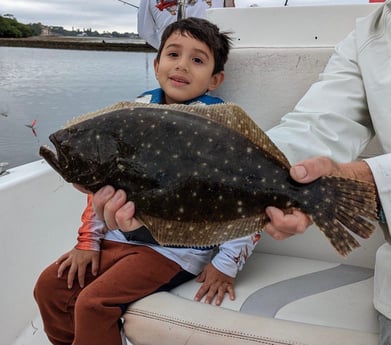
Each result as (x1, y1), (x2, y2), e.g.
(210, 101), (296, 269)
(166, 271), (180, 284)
(167, 52), (179, 57)
(192, 57), (203, 64)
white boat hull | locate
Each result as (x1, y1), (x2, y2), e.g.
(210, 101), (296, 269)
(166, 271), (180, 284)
(2, 3), (385, 345)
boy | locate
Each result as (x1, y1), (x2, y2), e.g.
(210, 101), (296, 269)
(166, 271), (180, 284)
(34, 17), (261, 345)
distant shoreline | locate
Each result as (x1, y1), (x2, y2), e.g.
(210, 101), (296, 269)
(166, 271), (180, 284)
(0, 36), (157, 52)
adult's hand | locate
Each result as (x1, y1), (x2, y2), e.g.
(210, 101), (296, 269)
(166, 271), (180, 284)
(92, 185), (142, 231)
(264, 156), (374, 240)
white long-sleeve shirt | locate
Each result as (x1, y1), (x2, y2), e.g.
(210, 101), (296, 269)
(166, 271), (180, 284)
(267, 1), (391, 318)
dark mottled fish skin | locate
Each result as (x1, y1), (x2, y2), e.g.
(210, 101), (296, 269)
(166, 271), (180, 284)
(39, 102), (379, 255)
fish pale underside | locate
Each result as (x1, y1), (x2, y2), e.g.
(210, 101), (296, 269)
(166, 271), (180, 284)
(40, 102), (379, 256)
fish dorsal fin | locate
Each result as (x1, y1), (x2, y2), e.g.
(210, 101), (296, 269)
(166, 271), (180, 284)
(181, 102), (291, 170)
(65, 101), (290, 170)
(65, 101), (143, 127)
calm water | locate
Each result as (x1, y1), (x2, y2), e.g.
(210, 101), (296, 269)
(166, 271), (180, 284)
(0, 46), (158, 169)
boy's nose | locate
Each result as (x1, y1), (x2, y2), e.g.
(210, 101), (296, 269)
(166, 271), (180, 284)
(175, 59), (189, 72)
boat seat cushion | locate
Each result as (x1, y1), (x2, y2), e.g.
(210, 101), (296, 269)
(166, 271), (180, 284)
(123, 253), (378, 345)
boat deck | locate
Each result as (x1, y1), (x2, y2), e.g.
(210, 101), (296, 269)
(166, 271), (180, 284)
(13, 315), (132, 345)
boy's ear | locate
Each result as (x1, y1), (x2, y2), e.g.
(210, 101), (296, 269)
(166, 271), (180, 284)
(208, 71), (225, 92)
(153, 58), (160, 79)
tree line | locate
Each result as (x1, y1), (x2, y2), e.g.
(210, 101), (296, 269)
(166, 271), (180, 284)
(0, 14), (137, 38)
(0, 14), (41, 38)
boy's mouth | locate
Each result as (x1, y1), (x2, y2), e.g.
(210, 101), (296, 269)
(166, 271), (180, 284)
(170, 75), (190, 86)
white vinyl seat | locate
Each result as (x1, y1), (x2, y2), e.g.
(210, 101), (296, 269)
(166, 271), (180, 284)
(124, 252), (379, 345)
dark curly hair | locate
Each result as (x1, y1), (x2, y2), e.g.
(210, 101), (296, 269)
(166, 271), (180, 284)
(156, 17), (232, 75)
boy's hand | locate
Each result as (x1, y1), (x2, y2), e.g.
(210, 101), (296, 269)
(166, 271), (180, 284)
(92, 185), (141, 231)
(194, 263), (235, 306)
(56, 248), (100, 289)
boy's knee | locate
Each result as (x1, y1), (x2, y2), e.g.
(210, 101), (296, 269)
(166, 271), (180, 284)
(74, 289), (100, 316)
(75, 288), (122, 320)
(33, 263), (60, 303)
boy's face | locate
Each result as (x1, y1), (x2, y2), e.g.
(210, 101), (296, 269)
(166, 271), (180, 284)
(154, 31), (224, 104)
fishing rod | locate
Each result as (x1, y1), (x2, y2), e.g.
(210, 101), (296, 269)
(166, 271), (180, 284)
(117, 0), (139, 9)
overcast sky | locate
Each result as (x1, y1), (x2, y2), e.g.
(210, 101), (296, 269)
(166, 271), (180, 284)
(1, 0), (372, 34)
(0, 0), (277, 34)
(1, 0), (141, 33)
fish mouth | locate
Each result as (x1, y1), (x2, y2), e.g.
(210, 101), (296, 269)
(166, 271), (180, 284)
(39, 145), (64, 178)
(39, 139), (101, 190)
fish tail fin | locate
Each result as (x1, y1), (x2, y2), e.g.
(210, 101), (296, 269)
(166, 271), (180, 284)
(310, 176), (378, 256)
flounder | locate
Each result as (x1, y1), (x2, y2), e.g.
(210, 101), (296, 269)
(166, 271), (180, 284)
(40, 102), (379, 255)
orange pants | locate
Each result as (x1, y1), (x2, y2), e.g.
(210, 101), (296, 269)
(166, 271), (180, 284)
(34, 240), (194, 345)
